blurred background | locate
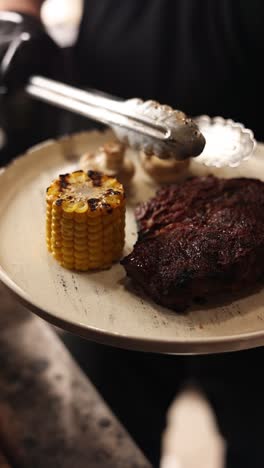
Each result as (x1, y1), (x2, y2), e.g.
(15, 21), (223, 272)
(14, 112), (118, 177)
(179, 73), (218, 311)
(0, 0), (86, 165)
(41, 0), (83, 46)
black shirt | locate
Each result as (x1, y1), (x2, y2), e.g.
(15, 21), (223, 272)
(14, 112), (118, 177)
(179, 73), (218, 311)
(75, 0), (264, 139)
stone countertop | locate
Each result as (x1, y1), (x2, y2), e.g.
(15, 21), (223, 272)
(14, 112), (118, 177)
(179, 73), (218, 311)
(0, 284), (152, 468)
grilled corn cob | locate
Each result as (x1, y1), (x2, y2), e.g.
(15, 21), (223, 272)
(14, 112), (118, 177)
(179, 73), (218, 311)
(46, 170), (126, 270)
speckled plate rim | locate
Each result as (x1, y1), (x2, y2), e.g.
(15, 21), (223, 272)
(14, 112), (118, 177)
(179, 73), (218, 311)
(1, 265), (264, 355)
(1, 131), (264, 355)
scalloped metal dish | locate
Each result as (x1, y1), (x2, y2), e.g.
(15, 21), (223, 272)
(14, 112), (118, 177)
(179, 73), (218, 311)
(1, 129), (264, 355)
(194, 115), (256, 168)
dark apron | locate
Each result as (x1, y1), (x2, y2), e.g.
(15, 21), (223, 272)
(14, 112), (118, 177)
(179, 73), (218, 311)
(75, 0), (263, 139)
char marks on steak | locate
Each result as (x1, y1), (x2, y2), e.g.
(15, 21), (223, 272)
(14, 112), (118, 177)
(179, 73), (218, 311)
(121, 176), (264, 311)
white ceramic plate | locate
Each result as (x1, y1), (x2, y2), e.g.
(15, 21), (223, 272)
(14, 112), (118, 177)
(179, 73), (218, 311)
(1, 129), (264, 354)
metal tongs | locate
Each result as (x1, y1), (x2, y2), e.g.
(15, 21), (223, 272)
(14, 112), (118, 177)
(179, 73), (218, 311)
(27, 76), (206, 161)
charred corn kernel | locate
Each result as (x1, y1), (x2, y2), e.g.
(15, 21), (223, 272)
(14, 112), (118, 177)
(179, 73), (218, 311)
(46, 170), (125, 270)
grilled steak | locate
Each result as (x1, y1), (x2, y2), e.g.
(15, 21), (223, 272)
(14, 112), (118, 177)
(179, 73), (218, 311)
(121, 176), (264, 311)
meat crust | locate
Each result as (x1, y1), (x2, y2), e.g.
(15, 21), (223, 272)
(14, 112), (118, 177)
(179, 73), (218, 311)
(121, 176), (264, 311)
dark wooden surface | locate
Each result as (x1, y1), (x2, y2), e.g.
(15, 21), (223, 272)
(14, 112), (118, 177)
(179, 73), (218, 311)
(0, 284), (152, 468)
